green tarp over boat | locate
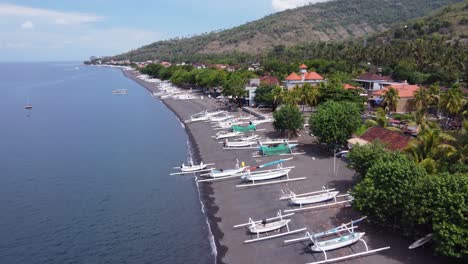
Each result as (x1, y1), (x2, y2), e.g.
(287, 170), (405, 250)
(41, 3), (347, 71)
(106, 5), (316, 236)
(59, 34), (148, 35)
(260, 144), (297, 156)
(232, 124), (256, 132)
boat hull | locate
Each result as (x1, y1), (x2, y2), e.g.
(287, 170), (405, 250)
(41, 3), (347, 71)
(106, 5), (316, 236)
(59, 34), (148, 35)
(289, 191), (339, 205)
(249, 219), (290, 233)
(241, 168), (291, 181)
(311, 232), (365, 252)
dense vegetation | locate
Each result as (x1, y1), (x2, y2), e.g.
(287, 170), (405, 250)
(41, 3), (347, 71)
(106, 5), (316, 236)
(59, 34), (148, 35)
(349, 143), (467, 258)
(112, 0), (463, 62)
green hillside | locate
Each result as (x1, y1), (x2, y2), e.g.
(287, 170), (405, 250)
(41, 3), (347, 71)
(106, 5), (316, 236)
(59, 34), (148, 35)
(371, 1), (468, 43)
(113, 0), (464, 61)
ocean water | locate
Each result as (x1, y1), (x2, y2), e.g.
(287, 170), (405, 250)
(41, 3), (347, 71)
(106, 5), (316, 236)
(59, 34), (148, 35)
(0, 62), (214, 264)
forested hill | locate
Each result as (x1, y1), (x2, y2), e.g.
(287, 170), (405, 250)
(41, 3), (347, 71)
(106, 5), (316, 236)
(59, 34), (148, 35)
(370, 0), (468, 44)
(113, 0), (463, 62)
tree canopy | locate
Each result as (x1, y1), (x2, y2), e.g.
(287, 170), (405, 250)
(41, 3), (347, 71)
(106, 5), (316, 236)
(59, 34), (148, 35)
(309, 101), (362, 148)
(273, 104), (305, 138)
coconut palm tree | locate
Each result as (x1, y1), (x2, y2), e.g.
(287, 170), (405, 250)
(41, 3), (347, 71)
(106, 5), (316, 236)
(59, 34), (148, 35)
(381, 87), (400, 113)
(440, 85), (464, 117)
(413, 87), (431, 112)
(272, 85), (285, 109)
(405, 123), (457, 173)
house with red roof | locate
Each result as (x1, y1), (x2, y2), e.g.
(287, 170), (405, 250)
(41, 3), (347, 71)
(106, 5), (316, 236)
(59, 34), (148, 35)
(260, 75), (280, 86)
(370, 83), (419, 113)
(347, 126), (412, 151)
(284, 64), (325, 90)
(353, 72), (394, 91)
(160, 61), (172, 68)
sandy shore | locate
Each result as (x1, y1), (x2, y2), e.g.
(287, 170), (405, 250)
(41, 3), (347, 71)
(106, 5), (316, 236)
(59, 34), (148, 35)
(122, 69), (447, 264)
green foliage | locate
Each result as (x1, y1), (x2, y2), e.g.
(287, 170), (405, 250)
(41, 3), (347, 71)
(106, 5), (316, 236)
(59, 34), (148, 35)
(352, 153), (427, 224)
(440, 84), (465, 116)
(109, 1), (468, 87)
(273, 104), (305, 137)
(347, 141), (388, 176)
(222, 73), (246, 106)
(254, 84), (276, 107)
(310, 101), (362, 148)
(403, 173), (468, 258)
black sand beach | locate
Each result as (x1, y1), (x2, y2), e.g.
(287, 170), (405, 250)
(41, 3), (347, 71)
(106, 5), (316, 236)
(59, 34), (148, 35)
(122, 69), (447, 264)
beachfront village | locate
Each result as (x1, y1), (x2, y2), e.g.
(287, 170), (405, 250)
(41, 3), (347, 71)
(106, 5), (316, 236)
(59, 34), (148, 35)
(87, 55), (467, 262)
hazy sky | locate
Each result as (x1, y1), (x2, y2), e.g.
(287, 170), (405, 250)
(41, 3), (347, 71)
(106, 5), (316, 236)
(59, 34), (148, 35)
(0, 0), (333, 61)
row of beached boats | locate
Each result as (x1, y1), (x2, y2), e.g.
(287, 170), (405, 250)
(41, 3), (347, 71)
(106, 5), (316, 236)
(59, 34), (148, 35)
(170, 108), (391, 264)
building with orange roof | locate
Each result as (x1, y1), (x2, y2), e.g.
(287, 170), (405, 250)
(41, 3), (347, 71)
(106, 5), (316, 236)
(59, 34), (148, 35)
(370, 83), (419, 113)
(284, 64), (325, 90)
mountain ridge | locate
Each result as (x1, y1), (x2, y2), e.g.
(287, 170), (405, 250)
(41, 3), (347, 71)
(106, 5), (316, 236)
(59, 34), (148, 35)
(112, 0), (464, 61)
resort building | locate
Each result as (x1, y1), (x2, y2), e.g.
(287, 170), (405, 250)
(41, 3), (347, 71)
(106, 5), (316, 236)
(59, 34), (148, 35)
(353, 72), (394, 91)
(370, 83), (419, 113)
(283, 64), (325, 90)
(260, 75), (280, 86)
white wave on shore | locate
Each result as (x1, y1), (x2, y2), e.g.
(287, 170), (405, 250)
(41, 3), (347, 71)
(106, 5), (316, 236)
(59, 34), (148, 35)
(187, 140), (218, 263)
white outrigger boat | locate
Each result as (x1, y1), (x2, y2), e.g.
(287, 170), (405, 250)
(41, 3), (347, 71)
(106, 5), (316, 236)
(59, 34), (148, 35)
(280, 187), (340, 206)
(199, 160), (246, 179)
(213, 131), (243, 140)
(233, 211), (306, 244)
(214, 119), (247, 129)
(198, 158), (293, 183)
(170, 158), (214, 175)
(237, 165), (306, 188)
(222, 139), (258, 149)
(259, 138), (299, 146)
(284, 192), (354, 213)
(208, 113), (233, 122)
(236, 134), (260, 141)
(284, 217), (390, 264)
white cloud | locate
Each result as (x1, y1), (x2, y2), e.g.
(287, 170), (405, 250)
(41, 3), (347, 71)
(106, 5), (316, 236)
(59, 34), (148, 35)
(21, 20), (34, 29)
(272, 0), (334, 11)
(0, 3), (102, 25)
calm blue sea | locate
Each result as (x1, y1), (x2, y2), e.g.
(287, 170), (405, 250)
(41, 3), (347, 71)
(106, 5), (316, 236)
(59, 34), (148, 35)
(0, 62), (214, 264)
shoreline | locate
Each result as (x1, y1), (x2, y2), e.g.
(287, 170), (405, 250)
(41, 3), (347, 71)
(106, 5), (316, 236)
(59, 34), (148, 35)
(121, 69), (228, 263)
(120, 68), (448, 264)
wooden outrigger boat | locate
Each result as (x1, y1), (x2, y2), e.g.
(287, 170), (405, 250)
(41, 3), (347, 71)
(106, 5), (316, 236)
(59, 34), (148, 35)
(170, 158), (214, 175)
(208, 113), (233, 122)
(236, 134), (260, 141)
(280, 187), (340, 206)
(237, 165), (306, 188)
(284, 217), (367, 245)
(199, 160), (246, 178)
(284, 217), (390, 264)
(259, 138), (299, 146)
(197, 158), (293, 183)
(222, 139), (258, 149)
(214, 119), (247, 129)
(284, 192), (354, 213)
(233, 211), (306, 244)
(213, 131), (243, 140)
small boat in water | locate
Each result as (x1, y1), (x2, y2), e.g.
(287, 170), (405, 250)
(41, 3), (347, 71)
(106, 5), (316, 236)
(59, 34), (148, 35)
(24, 104), (32, 109)
(112, 89), (128, 95)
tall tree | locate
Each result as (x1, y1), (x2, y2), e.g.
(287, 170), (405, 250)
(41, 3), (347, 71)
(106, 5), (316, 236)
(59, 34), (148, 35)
(405, 123), (457, 173)
(440, 84), (464, 117)
(381, 87), (400, 113)
(222, 73), (246, 106)
(273, 104), (305, 138)
(310, 101), (362, 149)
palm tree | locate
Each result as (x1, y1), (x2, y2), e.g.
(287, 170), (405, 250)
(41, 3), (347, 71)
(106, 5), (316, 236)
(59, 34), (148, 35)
(381, 87), (400, 113)
(405, 123), (457, 173)
(272, 85), (285, 109)
(440, 85), (464, 117)
(413, 87), (431, 112)
(304, 86), (320, 109)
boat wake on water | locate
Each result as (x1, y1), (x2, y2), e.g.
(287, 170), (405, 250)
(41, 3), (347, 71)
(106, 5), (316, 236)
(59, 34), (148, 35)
(187, 139), (218, 262)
